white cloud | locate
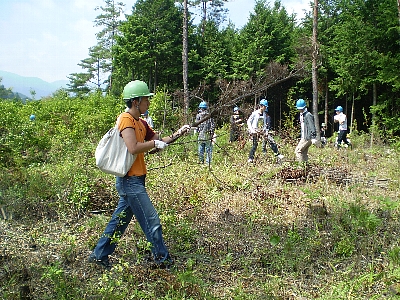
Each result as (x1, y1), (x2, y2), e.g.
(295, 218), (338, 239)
(73, 0), (102, 10)
(282, 0), (312, 21)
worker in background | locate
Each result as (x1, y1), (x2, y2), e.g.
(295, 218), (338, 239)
(333, 106), (351, 149)
(229, 106), (244, 142)
(294, 99), (317, 163)
(247, 99), (284, 163)
(195, 101), (215, 165)
(142, 110), (154, 128)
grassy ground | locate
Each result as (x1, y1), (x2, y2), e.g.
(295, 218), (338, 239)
(1, 130), (400, 299)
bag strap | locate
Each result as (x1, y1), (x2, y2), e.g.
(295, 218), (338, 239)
(117, 112), (141, 137)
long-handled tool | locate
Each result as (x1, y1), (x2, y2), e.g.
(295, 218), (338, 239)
(149, 109), (219, 154)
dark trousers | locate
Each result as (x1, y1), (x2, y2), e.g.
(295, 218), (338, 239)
(337, 130), (349, 147)
(262, 135), (279, 155)
(230, 129), (239, 142)
(248, 135), (258, 160)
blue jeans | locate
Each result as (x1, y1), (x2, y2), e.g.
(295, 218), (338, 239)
(198, 141), (213, 164)
(92, 175), (169, 263)
(261, 134), (279, 155)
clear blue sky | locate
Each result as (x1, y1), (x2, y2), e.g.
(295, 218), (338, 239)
(0, 0), (311, 83)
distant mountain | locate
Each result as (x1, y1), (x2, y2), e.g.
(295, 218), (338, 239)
(0, 70), (69, 99)
(0, 84), (30, 101)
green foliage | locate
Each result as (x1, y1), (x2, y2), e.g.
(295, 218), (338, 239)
(0, 77), (12, 98)
(166, 215), (199, 252)
(148, 88), (183, 131)
(233, 0), (296, 79)
(0, 92), (124, 218)
(41, 262), (80, 299)
(298, 0), (400, 140)
(191, 21), (234, 96)
(113, 0), (183, 94)
(67, 71), (95, 96)
(375, 195), (399, 211)
(0, 77), (28, 100)
(334, 237), (355, 257)
(68, 0), (126, 94)
(388, 247), (400, 266)
(269, 235), (280, 246)
(68, 173), (91, 210)
(348, 203), (382, 233)
(284, 228), (301, 251)
(61, 0), (400, 138)
(370, 100), (400, 142)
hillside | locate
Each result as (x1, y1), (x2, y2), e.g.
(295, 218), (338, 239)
(0, 84), (30, 101)
(0, 70), (68, 99)
(1, 93), (400, 299)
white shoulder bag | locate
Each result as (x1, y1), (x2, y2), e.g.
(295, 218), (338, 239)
(95, 116), (136, 177)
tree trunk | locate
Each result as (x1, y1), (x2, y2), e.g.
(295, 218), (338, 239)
(398, 0), (400, 26)
(202, 1), (207, 35)
(370, 82), (377, 147)
(154, 60), (157, 92)
(351, 93), (354, 134)
(312, 0), (320, 141)
(324, 76), (328, 133)
(109, 3), (115, 93)
(97, 56), (100, 90)
(182, 0), (189, 123)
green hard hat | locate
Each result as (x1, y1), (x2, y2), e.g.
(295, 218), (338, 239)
(123, 80), (154, 100)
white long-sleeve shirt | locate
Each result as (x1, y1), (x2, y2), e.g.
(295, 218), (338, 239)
(247, 109), (264, 134)
(334, 112), (347, 131)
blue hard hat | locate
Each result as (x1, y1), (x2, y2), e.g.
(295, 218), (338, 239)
(335, 106), (343, 112)
(296, 99), (306, 109)
(259, 99), (268, 107)
(29, 114), (36, 121)
(199, 101), (208, 109)
(233, 106), (239, 112)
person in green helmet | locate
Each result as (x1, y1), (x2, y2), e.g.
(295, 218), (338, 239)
(89, 80), (190, 270)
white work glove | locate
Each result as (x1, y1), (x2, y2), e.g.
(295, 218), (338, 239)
(212, 133), (217, 145)
(311, 139), (317, 145)
(177, 124), (191, 135)
(154, 140), (168, 149)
